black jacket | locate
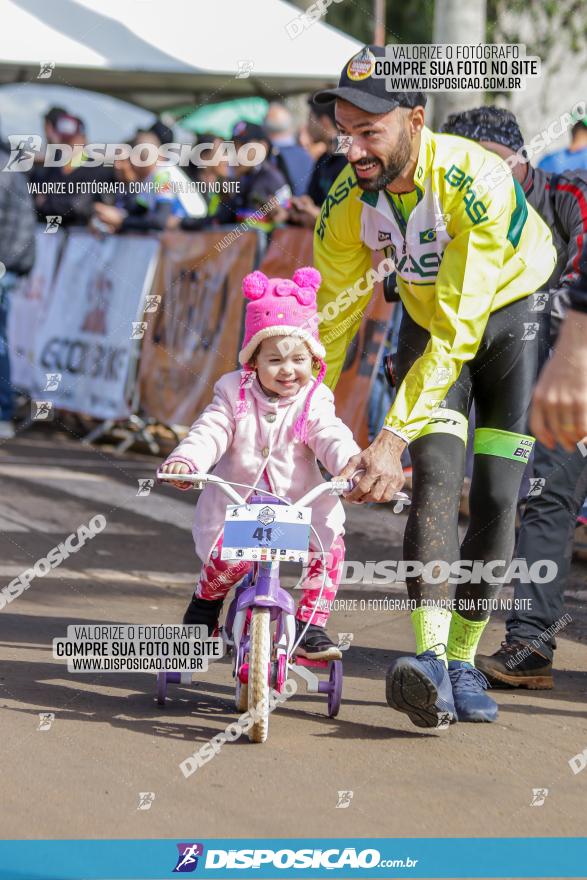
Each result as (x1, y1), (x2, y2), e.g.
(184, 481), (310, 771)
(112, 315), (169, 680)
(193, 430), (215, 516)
(523, 164), (587, 316)
(29, 162), (117, 227)
(0, 148), (36, 275)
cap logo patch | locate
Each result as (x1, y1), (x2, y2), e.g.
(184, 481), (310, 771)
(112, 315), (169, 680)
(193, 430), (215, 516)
(347, 48), (376, 81)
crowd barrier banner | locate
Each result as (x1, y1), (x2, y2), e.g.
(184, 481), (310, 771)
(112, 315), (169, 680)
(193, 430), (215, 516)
(138, 229), (257, 426)
(32, 232), (159, 419)
(8, 227), (65, 391)
(259, 227), (393, 447)
(13, 223), (391, 446)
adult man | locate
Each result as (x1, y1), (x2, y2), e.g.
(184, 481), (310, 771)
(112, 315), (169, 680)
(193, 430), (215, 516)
(538, 110), (587, 174)
(312, 46), (556, 728)
(0, 133), (36, 438)
(443, 107), (587, 688)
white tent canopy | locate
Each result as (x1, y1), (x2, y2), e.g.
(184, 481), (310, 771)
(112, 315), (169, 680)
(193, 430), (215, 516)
(0, 0), (360, 111)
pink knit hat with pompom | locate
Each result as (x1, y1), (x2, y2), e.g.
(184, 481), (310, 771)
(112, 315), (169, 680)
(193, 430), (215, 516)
(238, 267), (325, 366)
(238, 267), (326, 443)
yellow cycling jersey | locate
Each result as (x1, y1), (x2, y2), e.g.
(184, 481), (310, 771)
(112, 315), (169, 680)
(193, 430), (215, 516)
(313, 125), (557, 442)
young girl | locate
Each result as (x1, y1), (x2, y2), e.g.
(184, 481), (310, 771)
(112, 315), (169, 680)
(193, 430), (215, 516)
(159, 266), (360, 659)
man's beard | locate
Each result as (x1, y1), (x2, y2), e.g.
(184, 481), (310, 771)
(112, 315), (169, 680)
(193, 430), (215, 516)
(352, 125), (412, 192)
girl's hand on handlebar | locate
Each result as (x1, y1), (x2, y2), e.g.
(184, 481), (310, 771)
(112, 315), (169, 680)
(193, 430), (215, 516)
(159, 461), (194, 490)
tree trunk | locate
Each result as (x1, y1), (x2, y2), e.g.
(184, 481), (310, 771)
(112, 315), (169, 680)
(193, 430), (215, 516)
(432, 0), (487, 129)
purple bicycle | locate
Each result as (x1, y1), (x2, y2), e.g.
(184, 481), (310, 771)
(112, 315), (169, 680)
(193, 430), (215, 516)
(156, 471), (410, 743)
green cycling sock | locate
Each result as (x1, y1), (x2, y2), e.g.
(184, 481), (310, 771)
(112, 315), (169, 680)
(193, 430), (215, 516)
(446, 611), (489, 664)
(410, 606), (452, 666)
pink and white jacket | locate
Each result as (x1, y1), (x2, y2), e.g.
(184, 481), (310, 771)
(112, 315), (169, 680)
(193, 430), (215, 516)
(164, 370), (361, 563)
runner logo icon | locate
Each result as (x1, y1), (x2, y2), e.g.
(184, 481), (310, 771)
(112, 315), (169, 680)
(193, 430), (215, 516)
(173, 843), (204, 872)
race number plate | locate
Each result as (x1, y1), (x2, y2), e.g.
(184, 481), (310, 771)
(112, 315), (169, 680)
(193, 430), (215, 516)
(221, 504), (311, 562)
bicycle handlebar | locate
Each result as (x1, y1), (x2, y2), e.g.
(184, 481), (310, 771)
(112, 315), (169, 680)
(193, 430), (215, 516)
(156, 471), (410, 510)
(157, 472), (246, 504)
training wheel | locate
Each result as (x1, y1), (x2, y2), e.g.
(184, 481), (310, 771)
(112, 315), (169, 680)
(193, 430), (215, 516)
(156, 671), (181, 706)
(327, 660), (343, 717)
(156, 671), (168, 706)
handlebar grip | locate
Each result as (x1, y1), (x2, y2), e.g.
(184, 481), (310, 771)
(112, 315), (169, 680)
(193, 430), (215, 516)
(328, 478), (354, 495)
(156, 472), (205, 486)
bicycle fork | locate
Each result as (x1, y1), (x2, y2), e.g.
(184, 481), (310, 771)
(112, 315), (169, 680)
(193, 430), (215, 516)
(232, 561), (297, 680)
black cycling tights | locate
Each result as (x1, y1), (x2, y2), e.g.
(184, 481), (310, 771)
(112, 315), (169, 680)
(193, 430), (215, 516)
(404, 433), (528, 620)
(396, 295), (545, 622)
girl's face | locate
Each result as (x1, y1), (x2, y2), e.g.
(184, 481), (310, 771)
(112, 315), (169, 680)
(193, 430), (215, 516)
(254, 337), (313, 398)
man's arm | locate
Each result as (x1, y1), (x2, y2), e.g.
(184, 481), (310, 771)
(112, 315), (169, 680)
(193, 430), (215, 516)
(530, 309), (587, 449)
(531, 190), (587, 448)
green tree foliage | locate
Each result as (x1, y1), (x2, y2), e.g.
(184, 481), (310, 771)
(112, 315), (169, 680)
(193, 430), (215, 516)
(324, 0), (586, 64)
(325, 0), (434, 45)
(487, 0), (587, 58)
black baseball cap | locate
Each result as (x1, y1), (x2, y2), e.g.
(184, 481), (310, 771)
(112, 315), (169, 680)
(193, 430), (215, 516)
(44, 106), (67, 125)
(150, 120), (174, 146)
(313, 45), (426, 115)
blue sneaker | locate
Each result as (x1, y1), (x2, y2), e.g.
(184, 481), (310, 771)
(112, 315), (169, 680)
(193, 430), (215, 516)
(386, 651), (456, 729)
(448, 661), (498, 722)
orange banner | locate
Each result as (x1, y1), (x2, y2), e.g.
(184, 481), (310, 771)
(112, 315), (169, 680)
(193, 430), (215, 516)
(138, 230), (257, 426)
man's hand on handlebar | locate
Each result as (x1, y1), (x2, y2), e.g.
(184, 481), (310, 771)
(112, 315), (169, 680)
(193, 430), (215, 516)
(336, 429), (407, 503)
(158, 461), (194, 490)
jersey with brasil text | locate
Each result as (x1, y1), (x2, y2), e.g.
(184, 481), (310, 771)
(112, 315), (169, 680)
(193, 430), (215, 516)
(313, 126), (557, 442)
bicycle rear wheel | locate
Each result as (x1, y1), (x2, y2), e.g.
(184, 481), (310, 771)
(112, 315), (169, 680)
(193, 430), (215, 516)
(248, 608), (271, 743)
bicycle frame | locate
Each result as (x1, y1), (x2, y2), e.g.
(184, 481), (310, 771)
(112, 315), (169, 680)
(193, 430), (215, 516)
(155, 471), (411, 729)
(157, 471), (411, 661)
(157, 471), (410, 666)
(156, 472), (357, 671)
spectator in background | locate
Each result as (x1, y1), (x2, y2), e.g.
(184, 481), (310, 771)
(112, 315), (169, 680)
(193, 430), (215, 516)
(43, 106), (68, 148)
(539, 110), (587, 173)
(31, 110), (117, 226)
(0, 130), (36, 439)
(289, 96), (349, 229)
(149, 119), (174, 152)
(146, 122), (207, 224)
(93, 128), (202, 233)
(264, 101), (314, 195)
(179, 133), (230, 229)
(214, 121), (290, 232)
(299, 120), (327, 161)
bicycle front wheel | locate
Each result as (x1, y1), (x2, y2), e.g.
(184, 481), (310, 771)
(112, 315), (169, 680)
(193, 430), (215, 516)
(248, 608), (271, 743)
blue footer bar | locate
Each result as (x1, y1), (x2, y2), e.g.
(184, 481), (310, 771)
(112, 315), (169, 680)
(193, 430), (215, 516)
(0, 838), (585, 880)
